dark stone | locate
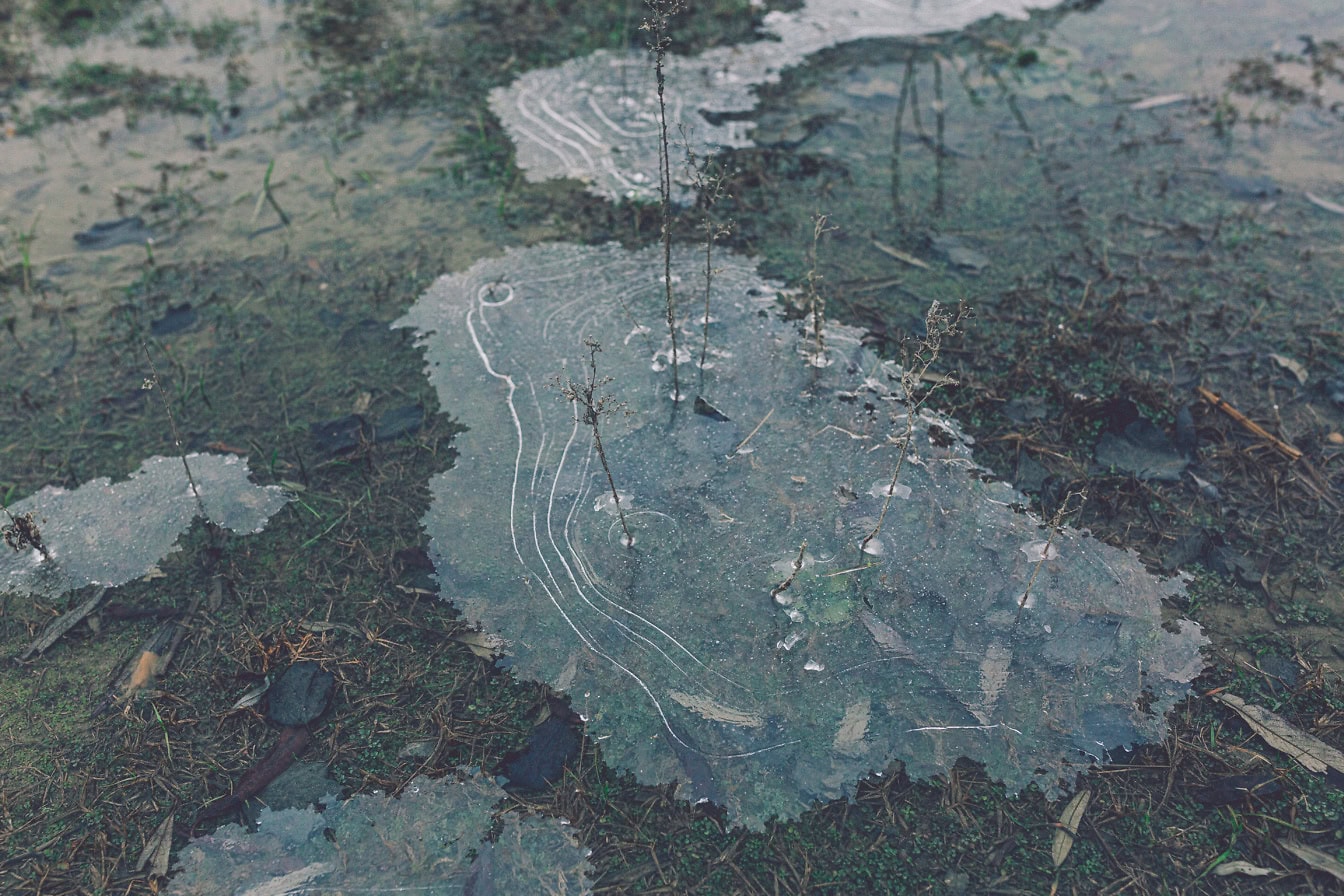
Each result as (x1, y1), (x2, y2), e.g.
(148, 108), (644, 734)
(311, 414), (369, 455)
(266, 661), (334, 727)
(374, 405), (424, 442)
(150, 303), (198, 336)
(1095, 417), (1189, 481)
(499, 708), (581, 791)
(73, 216), (154, 250)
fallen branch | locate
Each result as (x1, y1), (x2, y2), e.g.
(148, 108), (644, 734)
(18, 587), (109, 661)
(1195, 385), (1339, 510)
(1195, 385), (1301, 461)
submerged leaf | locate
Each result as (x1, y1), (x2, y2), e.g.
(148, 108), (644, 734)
(395, 243), (1207, 826)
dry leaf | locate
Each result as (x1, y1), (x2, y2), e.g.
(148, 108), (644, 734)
(136, 814), (174, 878)
(833, 698), (871, 755)
(668, 691), (765, 728)
(1213, 860), (1275, 878)
(1130, 93), (1188, 110)
(231, 677), (271, 711)
(1279, 841), (1344, 883)
(451, 629), (507, 659)
(870, 238), (930, 269)
(1214, 693), (1344, 775)
(1305, 192), (1344, 215)
(859, 611), (914, 658)
(1268, 353), (1308, 385)
(1051, 789), (1091, 868)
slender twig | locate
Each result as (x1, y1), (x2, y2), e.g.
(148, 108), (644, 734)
(860, 302), (968, 555)
(643, 0), (685, 401)
(143, 342), (205, 516)
(558, 339), (634, 547)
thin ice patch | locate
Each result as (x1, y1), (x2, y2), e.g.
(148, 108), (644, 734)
(489, 0), (1059, 200)
(0, 453), (288, 598)
(395, 243), (1207, 827)
(167, 772), (592, 895)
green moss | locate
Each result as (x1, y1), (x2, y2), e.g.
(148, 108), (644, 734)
(32, 0), (142, 44)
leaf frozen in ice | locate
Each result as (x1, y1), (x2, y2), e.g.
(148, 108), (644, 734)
(395, 242), (1207, 827)
(0, 453), (288, 599)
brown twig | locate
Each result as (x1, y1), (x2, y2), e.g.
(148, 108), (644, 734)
(1196, 385), (1339, 510)
(1195, 385), (1301, 461)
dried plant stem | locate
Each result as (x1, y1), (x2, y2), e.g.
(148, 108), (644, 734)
(859, 301), (967, 555)
(559, 339), (634, 548)
(143, 342), (205, 517)
(770, 541), (807, 603)
(805, 213), (836, 363)
(1014, 489), (1086, 627)
(891, 53), (914, 217)
(643, 0), (685, 401)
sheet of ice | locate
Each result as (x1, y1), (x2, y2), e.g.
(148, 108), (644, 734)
(395, 243), (1207, 827)
(0, 454), (289, 598)
(167, 772), (592, 895)
(489, 0), (1059, 200)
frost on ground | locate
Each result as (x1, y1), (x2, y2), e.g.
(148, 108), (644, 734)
(168, 772), (593, 896)
(489, 0), (1059, 200)
(395, 243), (1208, 827)
(0, 453), (288, 598)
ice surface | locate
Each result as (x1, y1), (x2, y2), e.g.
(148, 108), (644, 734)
(0, 453), (289, 598)
(395, 243), (1207, 827)
(489, 0), (1060, 200)
(168, 772), (592, 895)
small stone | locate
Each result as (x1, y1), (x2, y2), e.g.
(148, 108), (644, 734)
(267, 661), (334, 727)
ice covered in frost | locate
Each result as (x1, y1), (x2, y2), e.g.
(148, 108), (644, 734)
(395, 243), (1207, 826)
(490, 0), (1060, 200)
(168, 772), (592, 895)
(0, 453), (288, 598)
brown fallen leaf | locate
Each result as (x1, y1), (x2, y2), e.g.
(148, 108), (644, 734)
(1130, 93), (1189, 110)
(1305, 191), (1344, 215)
(1268, 353), (1308, 385)
(136, 814), (174, 879)
(1279, 841), (1344, 883)
(1213, 692), (1344, 776)
(1213, 860), (1275, 878)
(451, 629), (507, 659)
(1051, 789), (1091, 868)
(870, 237), (930, 269)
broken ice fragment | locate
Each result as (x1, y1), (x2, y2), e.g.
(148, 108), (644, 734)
(490, 0), (1063, 200)
(167, 772), (592, 895)
(0, 454), (289, 599)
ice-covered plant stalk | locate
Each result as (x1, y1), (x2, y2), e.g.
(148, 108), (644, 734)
(860, 301), (967, 555)
(559, 338), (634, 548)
(643, 0), (685, 400)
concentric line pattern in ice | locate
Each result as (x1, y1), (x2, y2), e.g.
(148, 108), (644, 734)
(395, 243), (1206, 827)
(489, 0), (1060, 200)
